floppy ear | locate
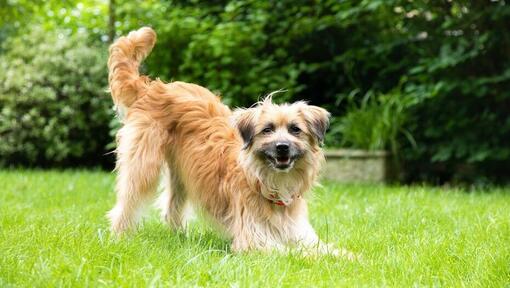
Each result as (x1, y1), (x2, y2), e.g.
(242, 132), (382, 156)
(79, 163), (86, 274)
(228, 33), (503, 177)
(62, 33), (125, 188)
(301, 105), (331, 145)
(231, 108), (257, 149)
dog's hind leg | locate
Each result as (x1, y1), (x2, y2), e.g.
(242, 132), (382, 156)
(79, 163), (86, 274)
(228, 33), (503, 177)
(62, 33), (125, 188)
(158, 163), (188, 230)
(108, 116), (167, 235)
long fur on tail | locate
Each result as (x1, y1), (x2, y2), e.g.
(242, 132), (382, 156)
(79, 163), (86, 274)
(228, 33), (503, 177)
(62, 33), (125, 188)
(108, 27), (157, 108)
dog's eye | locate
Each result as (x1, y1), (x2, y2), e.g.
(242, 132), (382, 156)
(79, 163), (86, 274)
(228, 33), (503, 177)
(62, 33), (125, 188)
(289, 125), (301, 135)
(262, 127), (274, 134)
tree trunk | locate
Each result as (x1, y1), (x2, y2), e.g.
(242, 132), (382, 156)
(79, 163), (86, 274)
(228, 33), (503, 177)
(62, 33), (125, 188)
(108, 0), (116, 43)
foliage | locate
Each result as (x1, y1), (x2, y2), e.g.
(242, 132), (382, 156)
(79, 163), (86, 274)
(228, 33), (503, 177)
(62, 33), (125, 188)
(0, 28), (112, 167)
(0, 0), (109, 42)
(1, 0), (509, 182)
(114, 0), (510, 183)
(326, 90), (414, 156)
(389, 1), (510, 183)
(1, 170), (510, 286)
(113, 0), (304, 106)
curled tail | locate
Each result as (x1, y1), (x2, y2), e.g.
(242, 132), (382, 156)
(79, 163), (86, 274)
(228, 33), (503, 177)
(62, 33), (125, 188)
(108, 27), (157, 108)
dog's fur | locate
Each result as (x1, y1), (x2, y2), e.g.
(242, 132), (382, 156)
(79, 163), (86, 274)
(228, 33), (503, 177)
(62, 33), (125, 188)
(107, 27), (346, 256)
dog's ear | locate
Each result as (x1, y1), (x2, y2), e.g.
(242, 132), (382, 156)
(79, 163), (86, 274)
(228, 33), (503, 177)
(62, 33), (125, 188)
(301, 105), (331, 145)
(231, 108), (257, 149)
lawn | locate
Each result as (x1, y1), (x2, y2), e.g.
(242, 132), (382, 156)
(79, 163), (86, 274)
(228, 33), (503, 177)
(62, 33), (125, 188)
(0, 170), (509, 287)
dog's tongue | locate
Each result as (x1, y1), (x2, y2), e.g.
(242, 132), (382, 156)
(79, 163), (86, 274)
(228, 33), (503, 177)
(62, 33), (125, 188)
(276, 156), (290, 164)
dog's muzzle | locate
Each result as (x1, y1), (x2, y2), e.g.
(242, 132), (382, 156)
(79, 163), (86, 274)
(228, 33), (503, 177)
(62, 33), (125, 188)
(259, 141), (303, 171)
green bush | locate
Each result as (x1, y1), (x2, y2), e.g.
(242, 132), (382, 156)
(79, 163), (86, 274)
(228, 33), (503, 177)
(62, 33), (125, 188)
(1, 0), (509, 183)
(326, 90), (414, 155)
(115, 0), (304, 106)
(392, 2), (510, 183)
(0, 28), (112, 167)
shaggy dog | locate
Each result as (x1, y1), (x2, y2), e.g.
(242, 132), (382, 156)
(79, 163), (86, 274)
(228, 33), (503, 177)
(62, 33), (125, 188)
(107, 27), (350, 257)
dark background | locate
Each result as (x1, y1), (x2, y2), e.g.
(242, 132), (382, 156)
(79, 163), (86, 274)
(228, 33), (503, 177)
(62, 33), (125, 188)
(1, 0), (509, 184)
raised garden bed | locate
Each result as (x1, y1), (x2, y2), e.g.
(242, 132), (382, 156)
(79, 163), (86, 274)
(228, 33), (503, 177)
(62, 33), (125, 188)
(323, 149), (394, 183)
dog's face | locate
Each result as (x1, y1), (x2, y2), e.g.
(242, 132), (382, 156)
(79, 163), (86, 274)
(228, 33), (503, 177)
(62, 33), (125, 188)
(233, 99), (330, 173)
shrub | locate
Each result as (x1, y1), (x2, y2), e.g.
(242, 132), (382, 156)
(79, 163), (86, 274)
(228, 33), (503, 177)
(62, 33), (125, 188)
(0, 28), (112, 167)
(2, 1), (510, 183)
(116, 1), (303, 106)
(327, 91), (413, 153)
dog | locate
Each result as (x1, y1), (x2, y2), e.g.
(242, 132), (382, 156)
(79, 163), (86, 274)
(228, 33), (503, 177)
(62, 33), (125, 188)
(106, 27), (351, 257)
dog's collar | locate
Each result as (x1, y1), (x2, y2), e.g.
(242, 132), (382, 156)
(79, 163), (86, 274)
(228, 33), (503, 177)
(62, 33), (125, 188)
(255, 180), (299, 207)
(268, 193), (287, 206)
(267, 192), (302, 207)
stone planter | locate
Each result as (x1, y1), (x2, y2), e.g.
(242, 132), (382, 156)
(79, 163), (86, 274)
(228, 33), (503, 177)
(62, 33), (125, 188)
(322, 149), (393, 183)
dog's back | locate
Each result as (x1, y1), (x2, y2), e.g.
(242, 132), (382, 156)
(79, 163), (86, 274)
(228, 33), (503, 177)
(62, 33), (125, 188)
(107, 27), (245, 234)
(107, 27), (231, 122)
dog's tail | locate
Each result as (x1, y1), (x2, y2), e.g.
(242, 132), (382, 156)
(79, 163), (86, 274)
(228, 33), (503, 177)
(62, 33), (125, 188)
(108, 27), (157, 108)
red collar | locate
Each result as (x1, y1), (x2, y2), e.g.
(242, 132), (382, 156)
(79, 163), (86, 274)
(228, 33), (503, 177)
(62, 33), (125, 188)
(268, 193), (287, 206)
(271, 199), (286, 206)
(255, 181), (293, 206)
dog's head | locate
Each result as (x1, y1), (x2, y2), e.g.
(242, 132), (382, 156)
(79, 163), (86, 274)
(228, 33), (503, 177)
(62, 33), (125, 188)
(232, 97), (330, 173)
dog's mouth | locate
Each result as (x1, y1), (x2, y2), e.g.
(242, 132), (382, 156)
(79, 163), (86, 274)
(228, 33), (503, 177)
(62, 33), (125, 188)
(275, 155), (291, 166)
(267, 155), (295, 171)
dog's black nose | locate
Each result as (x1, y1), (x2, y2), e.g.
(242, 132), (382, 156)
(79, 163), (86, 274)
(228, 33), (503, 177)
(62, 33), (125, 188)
(276, 142), (290, 153)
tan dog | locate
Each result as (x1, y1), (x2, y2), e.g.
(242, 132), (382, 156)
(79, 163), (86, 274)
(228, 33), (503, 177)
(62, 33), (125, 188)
(107, 27), (348, 257)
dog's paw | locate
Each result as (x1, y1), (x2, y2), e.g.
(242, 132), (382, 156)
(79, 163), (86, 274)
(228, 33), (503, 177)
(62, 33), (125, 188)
(301, 242), (359, 261)
(329, 247), (360, 261)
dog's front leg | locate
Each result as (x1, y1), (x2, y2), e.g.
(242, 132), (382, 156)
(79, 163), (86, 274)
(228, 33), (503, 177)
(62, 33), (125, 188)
(289, 202), (355, 259)
(230, 219), (286, 253)
(290, 216), (343, 257)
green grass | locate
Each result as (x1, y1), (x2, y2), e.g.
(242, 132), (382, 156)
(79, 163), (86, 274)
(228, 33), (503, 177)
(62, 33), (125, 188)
(0, 170), (509, 287)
